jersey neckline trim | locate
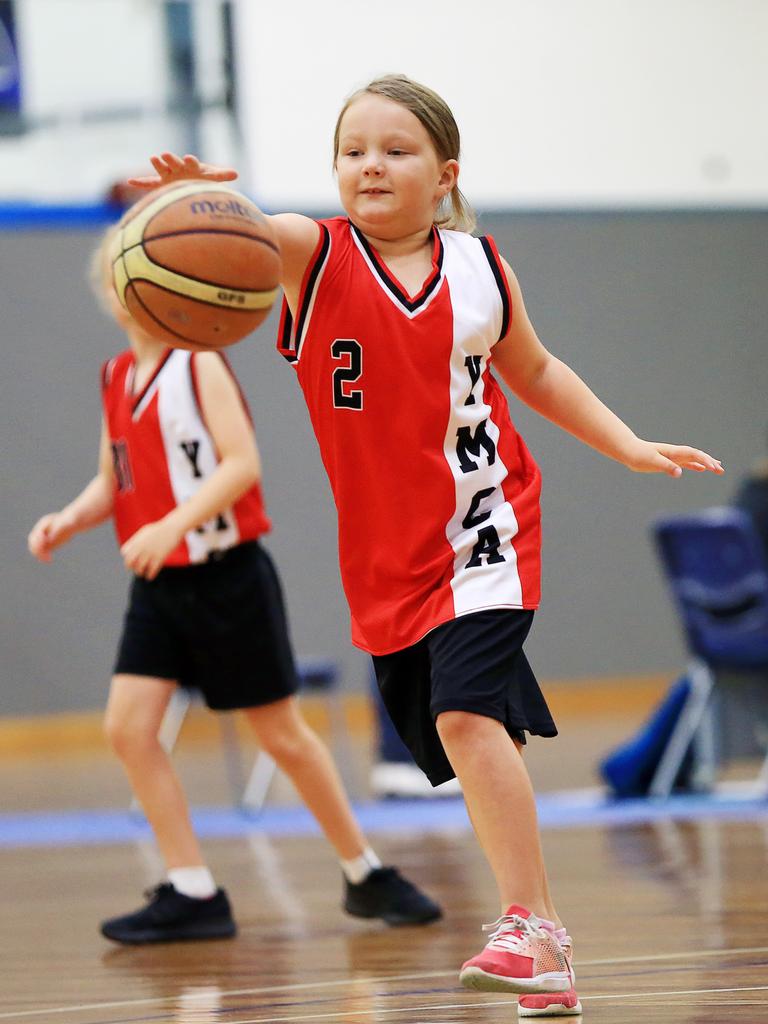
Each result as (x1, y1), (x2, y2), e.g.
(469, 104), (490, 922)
(130, 348), (175, 416)
(348, 220), (444, 314)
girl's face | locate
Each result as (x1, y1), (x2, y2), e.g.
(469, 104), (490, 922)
(335, 93), (458, 239)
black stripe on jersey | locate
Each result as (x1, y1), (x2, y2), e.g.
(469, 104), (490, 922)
(131, 348), (174, 414)
(350, 222), (444, 313)
(480, 236), (511, 342)
(277, 303), (298, 363)
(293, 224), (331, 359)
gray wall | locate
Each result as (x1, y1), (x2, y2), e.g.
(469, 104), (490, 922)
(3, 212), (766, 715)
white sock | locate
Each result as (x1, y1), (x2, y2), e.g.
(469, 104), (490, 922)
(340, 846), (382, 885)
(168, 866), (217, 899)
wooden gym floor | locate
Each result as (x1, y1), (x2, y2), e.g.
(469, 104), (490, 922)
(2, 680), (767, 1023)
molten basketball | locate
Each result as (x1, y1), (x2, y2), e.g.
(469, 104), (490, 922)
(109, 182), (281, 349)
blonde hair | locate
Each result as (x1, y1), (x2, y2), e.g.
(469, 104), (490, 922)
(87, 225), (118, 315)
(333, 74), (476, 234)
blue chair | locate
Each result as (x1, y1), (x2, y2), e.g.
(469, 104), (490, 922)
(650, 507), (768, 797)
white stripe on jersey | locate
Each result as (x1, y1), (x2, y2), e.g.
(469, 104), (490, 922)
(291, 233), (332, 363)
(156, 351), (239, 561)
(440, 231), (524, 612)
(133, 368), (158, 420)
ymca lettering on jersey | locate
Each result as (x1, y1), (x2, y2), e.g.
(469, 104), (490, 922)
(101, 348), (270, 566)
(180, 439), (203, 478)
(277, 217), (541, 655)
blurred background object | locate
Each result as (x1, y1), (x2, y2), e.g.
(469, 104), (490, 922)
(2, 0), (766, 794)
(733, 428), (768, 556)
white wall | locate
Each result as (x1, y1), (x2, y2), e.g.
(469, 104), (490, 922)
(235, 0), (768, 210)
(0, 0), (236, 200)
(1, 1), (765, 205)
(16, 0), (167, 115)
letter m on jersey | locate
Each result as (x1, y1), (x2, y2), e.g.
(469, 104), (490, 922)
(456, 419), (496, 473)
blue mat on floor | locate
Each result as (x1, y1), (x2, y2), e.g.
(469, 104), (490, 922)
(2, 790), (766, 848)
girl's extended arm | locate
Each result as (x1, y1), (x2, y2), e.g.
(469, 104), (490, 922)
(119, 352), (261, 579)
(128, 153), (319, 312)
(492, 260), (723, 478)
(28, 423), (115, 561)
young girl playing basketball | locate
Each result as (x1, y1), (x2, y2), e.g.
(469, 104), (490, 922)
(27, 228), (441, 946)
(129, 74), (723, 1014)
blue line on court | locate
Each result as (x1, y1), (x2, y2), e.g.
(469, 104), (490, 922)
(0, 790), (766, 849)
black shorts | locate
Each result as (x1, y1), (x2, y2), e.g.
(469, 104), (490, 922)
(114, 541), (299, 711)
(372, 609), (557, 787)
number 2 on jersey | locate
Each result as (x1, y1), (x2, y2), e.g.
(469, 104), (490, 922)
(331, 339), (363, 410)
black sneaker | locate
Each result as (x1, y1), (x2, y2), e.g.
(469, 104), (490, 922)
(343, 867), (443, 926)
(100, 884), (237, 944)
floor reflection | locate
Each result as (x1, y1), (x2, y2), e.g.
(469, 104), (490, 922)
(174, 984), (222, 1023)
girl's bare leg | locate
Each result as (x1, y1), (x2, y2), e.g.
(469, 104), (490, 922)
(436, 709), (561, 925)
(243, 696), (367, 860)
(104, 675), (206, 869)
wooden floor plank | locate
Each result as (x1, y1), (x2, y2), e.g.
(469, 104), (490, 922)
(2, 812), (767, 1022)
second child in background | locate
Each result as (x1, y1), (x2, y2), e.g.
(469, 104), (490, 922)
(27, 228), (441, 945)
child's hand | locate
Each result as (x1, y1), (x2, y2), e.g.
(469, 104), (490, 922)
(27, 512), (76, 562)
(127, 152), (238, 190)
(120, 519), (182, 579)
(626, 440), (724, 479)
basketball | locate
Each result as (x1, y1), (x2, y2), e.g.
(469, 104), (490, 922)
(109, 182), (281, 349)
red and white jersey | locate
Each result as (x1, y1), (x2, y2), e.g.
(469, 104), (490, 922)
(101, 348), (270, 566)
(277, 216), (541, 655)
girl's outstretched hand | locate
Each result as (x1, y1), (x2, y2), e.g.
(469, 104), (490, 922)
(127, 152), (238, 190)
(27, 511), (77, 562)
(627, 440), (724, 479)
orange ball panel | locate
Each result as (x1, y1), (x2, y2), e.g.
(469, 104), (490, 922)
(143, 232), (280, 292)
(125, 280), (269, 350)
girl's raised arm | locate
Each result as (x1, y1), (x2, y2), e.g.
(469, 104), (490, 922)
(492, 258), (723, 479)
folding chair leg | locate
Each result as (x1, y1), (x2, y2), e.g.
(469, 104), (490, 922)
(755, 747), (768, 797)
(649, 659), (716, 799)
(217, 713), (247, 805)
(157, 688), (193, 752)
(240, 752), (278, 814)
(690, 697), (718, 791)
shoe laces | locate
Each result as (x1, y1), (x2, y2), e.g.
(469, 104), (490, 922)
(482, 912), (548, 952)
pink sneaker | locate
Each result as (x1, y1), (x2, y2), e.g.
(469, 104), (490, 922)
(518, 928), (582, 1016)
(518, 988), (582, 1017)
(459, 905), (571, 995)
